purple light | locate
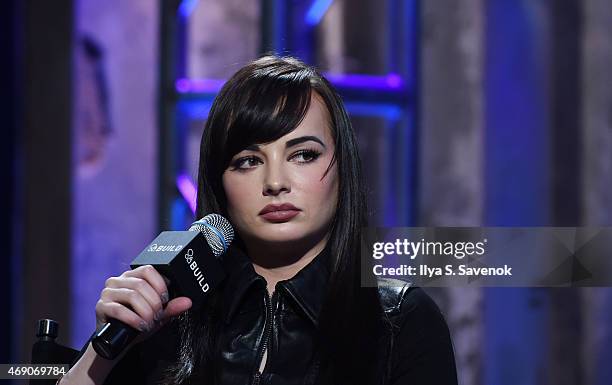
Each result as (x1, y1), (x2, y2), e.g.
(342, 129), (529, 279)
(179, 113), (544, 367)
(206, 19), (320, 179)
(178, 0), (199, 18)
(176, 79), (191, 93)
(175, 78), (226, 94)
(305, 0), (334, 26)
(176, 174), (197, 214)
(323, 73), (405, 91)
(176, 74), (405, 94)
(386, 73), (402, 88)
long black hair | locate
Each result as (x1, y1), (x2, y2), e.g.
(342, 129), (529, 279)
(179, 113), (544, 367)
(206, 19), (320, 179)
(164, 56), (390, 385)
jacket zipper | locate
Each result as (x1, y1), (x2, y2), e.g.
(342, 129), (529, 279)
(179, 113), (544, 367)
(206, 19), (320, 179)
(252, 289), (278, 385)
(253, 372), (262, 385)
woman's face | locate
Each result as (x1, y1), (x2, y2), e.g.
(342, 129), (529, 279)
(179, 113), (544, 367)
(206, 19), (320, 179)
(222, 94), (339, 250)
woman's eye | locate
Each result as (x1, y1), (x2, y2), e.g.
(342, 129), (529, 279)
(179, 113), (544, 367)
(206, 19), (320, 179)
(291, 149), (322, 163)
(231, 156), (261, 170)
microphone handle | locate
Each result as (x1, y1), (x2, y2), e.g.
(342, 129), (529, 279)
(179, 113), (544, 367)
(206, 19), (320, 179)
(91, 319), (139, 360)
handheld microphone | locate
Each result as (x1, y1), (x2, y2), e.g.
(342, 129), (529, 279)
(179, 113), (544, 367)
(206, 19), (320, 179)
(91, 214), (234, 360)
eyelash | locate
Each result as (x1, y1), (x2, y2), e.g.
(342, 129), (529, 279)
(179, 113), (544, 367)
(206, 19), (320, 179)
(292, 149), (322, 163)
(230, 149), (322, 171)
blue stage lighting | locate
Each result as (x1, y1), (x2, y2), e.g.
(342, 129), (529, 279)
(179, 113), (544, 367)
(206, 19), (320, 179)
(305, 0), (333, 26)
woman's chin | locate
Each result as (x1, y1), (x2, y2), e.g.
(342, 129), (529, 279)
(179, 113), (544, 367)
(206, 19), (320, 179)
(255, 232), (305, 244)
(247, 226), (313, 244)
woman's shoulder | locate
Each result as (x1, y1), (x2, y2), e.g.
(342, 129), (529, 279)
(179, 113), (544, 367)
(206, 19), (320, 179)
(377, 278), (413, 316)
(377, 279), (458, 384)
(377, 278), (446, 327)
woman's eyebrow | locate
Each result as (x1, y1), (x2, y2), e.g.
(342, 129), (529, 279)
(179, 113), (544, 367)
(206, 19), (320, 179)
(245, 144), (260, 151)
(285, 135), (326, 148)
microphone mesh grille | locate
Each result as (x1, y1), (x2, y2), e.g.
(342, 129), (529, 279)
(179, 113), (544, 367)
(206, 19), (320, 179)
(189, 214), (234, 257)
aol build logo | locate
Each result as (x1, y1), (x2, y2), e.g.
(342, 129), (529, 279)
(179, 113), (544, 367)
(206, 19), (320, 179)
(184, 248), (209, 293)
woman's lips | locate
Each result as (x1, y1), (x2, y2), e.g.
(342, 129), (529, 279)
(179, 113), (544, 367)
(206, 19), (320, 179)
(258, 203), (301, 222)
(260, 209), (300, 222)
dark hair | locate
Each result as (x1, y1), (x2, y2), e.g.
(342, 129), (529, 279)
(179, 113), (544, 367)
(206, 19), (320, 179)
(164, 56), (389, 385)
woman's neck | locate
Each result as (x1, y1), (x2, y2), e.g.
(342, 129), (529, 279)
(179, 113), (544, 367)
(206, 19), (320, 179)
(248, 236), (328, 295)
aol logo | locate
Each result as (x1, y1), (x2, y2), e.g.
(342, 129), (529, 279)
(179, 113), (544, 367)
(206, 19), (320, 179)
(184, 248), (194, 264)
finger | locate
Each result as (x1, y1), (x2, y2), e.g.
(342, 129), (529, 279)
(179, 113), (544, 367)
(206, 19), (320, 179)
(160, 297), (192, 321)
(95, 301), (151, 332)
(106, 276), (165, 320)
(124, 265), (170, 304)
(99, 287), (156, 328)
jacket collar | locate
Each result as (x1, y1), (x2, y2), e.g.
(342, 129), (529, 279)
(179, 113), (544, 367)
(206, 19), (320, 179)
(221, 244), (331, 326)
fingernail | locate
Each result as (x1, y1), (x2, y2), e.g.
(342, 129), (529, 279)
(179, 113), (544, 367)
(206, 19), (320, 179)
(138, 321), (149, 332)
(154, 309), (164, 322)
(161, 292), (169, 304)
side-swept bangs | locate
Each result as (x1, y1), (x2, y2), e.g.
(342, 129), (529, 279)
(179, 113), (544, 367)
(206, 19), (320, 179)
(217, 57), (317, 168)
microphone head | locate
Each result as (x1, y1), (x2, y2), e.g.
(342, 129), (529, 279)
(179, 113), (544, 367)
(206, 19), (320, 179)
(189, 213), (234, 257)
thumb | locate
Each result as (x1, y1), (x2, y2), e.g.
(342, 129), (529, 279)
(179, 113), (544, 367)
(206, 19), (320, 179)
(162, 296), (193, 320)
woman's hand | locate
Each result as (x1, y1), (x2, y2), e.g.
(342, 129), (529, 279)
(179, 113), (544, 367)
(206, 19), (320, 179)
(60, 266), (192, 385)
(95, 265), (192, 341)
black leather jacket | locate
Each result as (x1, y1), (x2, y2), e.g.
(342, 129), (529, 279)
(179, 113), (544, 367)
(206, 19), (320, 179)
(101, 246), (458, 385)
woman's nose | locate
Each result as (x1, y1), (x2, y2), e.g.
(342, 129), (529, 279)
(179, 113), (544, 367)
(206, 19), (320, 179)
(263, 162), (290, 196)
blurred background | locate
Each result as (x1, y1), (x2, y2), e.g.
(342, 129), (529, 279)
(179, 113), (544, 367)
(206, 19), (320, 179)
(2, 0), (612, 384)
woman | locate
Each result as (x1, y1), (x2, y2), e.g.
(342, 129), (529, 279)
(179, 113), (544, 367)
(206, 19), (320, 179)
(61, 56), (458, 385)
